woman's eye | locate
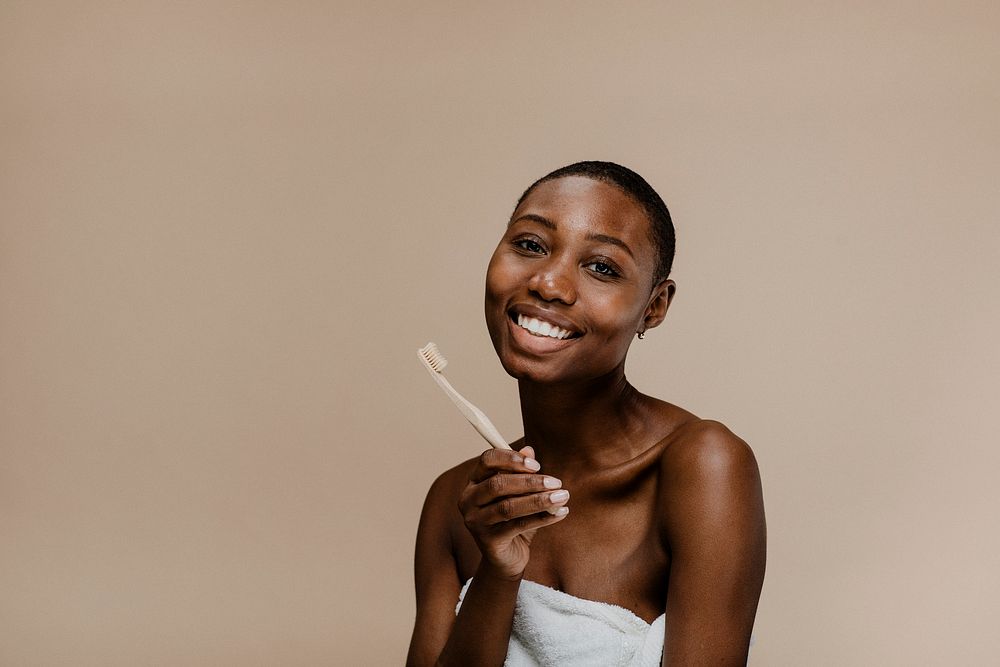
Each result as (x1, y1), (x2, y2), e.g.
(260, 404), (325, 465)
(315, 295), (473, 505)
(514, 239), (545, 254)
(586, 261), (620, 277)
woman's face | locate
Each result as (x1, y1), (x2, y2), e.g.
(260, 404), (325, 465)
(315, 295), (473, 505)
(485, 175), (674, 384)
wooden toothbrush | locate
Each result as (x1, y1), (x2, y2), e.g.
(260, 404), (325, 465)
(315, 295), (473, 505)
(417, 342), (511, 450)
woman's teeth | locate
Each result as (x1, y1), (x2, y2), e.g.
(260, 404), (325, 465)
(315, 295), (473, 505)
(516, 314), (574, 340)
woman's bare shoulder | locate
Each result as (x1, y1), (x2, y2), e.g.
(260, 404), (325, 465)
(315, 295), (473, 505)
(659, 418), (757, 473)
(655, 417), (764, 540)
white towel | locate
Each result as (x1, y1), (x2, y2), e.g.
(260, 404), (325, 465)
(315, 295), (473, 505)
(456, 578), (665, 666)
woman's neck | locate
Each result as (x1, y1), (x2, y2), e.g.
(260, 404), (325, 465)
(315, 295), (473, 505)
(517, 368), (650, 472)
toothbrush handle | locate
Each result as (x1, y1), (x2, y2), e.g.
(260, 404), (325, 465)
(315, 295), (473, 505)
(464, 403), (510, 451)
(431, 373), (511, 450)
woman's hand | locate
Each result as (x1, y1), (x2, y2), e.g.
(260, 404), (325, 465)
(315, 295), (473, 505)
(457, 445), (570, 580)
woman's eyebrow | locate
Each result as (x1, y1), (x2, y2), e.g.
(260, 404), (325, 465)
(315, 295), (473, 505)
(510, 213), (634, 259)
(586, 233), (634, 259)
(509, 213), (555, 229)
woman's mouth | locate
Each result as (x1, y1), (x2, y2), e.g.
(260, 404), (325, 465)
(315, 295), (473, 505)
(514, 313), (576, 339)
(507, 306), (583, 358)
(507, 308), (582, 340)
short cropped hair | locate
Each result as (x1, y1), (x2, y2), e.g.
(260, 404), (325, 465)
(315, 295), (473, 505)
(513, 161), (675, 282)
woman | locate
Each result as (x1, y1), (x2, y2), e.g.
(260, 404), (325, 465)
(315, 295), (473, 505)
(407, 162), (766, 666)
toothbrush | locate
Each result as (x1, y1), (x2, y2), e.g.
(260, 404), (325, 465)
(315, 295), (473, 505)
(417, 342), (511, 450)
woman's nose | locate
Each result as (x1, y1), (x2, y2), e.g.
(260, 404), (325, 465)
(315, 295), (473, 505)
(527, 260), (576, 305)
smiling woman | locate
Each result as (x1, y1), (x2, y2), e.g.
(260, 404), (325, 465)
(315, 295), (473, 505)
(407, 162), (766, 667)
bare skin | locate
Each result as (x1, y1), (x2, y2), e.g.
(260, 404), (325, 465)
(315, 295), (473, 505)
(407, 176), (766, 666)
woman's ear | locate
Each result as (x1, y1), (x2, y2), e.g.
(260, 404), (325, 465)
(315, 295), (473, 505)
(641, 278), (676, 332)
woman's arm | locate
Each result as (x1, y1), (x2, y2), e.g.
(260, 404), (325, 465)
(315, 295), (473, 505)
(658, 420), (766, 666)
(406, 447), (570, 667)
(406, 469), (465, 666)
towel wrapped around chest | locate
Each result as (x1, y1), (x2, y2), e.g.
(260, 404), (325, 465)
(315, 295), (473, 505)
(456, 578), (666, 667)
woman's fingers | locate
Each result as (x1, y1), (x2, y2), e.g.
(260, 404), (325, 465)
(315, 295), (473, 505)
(469, 447), (540, 483)
(467, 488), (571, 527)
(460, 445), (570, 539)
(466, 472), (562, 507)
(458, 446), (568, 577)
(488, 506), (570, 541)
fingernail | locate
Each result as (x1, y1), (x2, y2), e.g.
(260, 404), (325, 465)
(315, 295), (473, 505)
(511, 453), (523, 463)
(549, 489), (569, 504)
(553, 506), (569, 517)
(524, 458), (540, 471)
(543, 476), (561, 489)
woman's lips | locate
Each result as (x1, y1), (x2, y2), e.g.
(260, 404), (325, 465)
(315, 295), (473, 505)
(506, 312), (581, 354)
(512, 313), (577, 340)
(507, 305), (582, 337)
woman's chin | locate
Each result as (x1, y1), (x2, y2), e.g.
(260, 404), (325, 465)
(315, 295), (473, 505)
(499, 357), (578, 385)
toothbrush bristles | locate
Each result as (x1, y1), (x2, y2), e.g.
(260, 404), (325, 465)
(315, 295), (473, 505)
(419, 342), (448, 372)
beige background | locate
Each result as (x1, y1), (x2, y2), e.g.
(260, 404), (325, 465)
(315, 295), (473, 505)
(2, 2), (998, 665)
